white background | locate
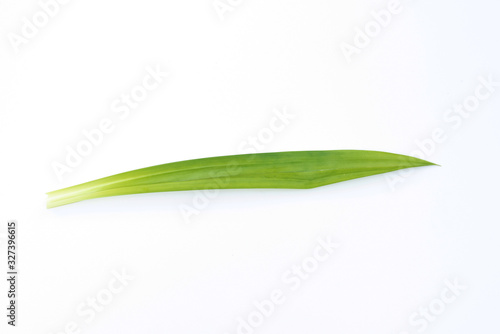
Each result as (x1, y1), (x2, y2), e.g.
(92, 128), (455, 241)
(1, 0), (500, 333)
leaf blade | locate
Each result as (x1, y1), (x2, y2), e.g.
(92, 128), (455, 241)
(46, 150), (437, 208)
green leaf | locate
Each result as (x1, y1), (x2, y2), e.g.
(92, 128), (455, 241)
(46, 150), (437, 208)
